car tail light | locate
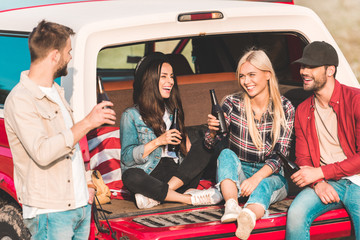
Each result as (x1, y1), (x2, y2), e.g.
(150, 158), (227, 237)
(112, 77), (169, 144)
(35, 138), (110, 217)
(178, 11), (223, 22)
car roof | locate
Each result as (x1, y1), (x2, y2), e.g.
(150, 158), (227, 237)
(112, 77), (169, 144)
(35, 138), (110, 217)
(0, 0), (307, 33)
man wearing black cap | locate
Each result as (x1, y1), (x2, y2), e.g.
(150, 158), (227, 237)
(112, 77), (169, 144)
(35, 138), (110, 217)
(285, 41), (360, 239)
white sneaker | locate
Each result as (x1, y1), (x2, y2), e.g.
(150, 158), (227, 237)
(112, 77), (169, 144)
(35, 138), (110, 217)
(189, 187), (223, 206)
(235, 208), (256, 240)
(221, 198), (242, 223)
(135, 193), (160, 209)
(184, 188), (199, 195)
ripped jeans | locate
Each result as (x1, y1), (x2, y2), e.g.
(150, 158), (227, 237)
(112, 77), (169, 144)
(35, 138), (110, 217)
(216, 149), (288, 214)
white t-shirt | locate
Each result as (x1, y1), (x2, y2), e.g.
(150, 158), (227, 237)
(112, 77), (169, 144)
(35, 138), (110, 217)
(314, 98), (360, 186)
(23, 85), (88, 218)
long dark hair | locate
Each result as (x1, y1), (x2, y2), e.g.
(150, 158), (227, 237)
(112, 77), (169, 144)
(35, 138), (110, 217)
(133, 54), (187, 155)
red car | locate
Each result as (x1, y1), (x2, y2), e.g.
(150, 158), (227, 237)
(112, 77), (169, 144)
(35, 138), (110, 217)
(0, 0), (357, 239)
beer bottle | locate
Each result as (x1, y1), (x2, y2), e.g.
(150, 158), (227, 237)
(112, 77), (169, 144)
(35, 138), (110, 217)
(210, 89), (227, 133)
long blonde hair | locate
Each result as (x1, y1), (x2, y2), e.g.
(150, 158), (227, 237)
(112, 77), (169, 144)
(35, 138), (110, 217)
(236, 49), (287, 150)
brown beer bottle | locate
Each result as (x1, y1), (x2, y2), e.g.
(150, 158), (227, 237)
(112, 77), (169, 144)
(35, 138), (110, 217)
(210, 89), (227, 133)
(168, 108), (180, 153)
(97, 76), (111, 109)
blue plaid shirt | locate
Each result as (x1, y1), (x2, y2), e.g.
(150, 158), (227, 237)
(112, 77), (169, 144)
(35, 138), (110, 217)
(205, 93), (295, 173)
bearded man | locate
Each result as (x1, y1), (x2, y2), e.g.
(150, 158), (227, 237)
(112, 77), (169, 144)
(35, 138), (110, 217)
(4, 20), (116, 239)
(286, 41), (360, 239)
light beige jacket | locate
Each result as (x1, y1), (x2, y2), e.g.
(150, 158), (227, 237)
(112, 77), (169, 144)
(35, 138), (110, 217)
(4, 71), (89, 209)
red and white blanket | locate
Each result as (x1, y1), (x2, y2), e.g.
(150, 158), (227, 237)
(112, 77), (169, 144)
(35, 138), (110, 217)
(87, 126), (129, 199)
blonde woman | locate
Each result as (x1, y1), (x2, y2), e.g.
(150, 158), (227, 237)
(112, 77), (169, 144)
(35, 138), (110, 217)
(205, 49), (295, 239)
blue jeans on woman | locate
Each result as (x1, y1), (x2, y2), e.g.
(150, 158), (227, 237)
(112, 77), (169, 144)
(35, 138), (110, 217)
(23, 204), (91, 240)
(286, 179), (360, 240)
(216, 149), (288, 214)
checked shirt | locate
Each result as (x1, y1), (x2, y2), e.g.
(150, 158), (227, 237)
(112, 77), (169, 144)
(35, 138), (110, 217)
(205, 93), (295, 173)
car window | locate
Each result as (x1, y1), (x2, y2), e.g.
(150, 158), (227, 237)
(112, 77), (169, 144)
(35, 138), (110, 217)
(0, 33), (63, 108)
(155, 40), (195, 73)
(97, 32), (306, 85)
(97, 39), (195, 82)
(0, 34), (30, 107)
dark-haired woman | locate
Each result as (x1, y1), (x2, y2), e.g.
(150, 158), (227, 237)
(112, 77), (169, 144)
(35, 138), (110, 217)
(120, 52), (222, 209)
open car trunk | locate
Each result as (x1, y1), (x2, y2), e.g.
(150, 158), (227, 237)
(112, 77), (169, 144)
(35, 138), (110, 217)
(90, 31), (355, 240)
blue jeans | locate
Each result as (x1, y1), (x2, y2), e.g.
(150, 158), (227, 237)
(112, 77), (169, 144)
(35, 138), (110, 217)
(23, 204), (91, 240)
(216, 149), (288, 213)
(286, 179), (360, 240)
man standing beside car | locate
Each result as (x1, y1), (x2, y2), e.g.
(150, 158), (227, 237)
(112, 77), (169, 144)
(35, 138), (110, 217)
(286, 41), (360, 239)
(4, 20), (116, 239)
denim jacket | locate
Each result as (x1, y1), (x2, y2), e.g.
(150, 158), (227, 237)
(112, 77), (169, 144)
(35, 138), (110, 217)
(120, 106), (184, 174)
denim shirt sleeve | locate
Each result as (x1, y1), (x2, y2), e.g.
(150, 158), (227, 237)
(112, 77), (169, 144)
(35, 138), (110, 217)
(120, 109), (148, 167)
(132, 145), (148, 164)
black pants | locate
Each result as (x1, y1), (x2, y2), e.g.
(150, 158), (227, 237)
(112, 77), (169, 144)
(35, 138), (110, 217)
(122, 139), (213, 202)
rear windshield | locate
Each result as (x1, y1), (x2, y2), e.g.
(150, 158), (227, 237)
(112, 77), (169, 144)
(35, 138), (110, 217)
(97, 32), (308, 127)
(97, 32), (307, 86)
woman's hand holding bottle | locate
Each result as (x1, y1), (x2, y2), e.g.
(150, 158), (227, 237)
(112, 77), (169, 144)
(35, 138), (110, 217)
(207, 114), (219, 139)
(156, 129), (182, 147)
(143, 129), (182, 158)
(207, 112), (227, 139)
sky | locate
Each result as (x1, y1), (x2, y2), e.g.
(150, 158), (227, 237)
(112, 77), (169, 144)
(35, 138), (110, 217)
(0, 0), (104, 12)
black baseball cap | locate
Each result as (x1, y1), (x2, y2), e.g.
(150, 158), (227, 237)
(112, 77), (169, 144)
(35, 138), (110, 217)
(293, 41), (338, 67)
